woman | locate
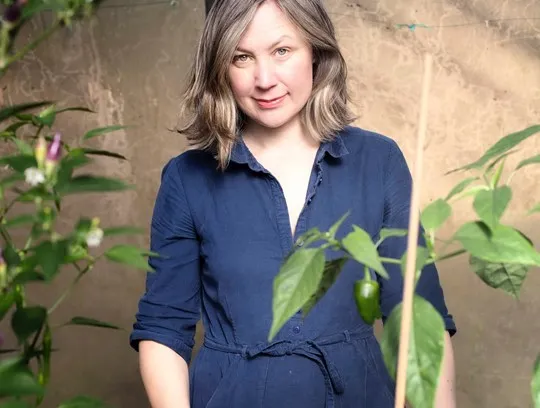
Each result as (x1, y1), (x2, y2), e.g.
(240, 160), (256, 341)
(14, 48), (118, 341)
(130, 0), (457, 407)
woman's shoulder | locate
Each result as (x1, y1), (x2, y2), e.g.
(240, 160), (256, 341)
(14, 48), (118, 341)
(338, 125), (403, 158)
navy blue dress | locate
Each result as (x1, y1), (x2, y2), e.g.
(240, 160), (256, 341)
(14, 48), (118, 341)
(130, 125), (456, 408)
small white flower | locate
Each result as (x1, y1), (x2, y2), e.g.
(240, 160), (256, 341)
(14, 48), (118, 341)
(24, 167), (45, 186)
(86, 228), (104, 248)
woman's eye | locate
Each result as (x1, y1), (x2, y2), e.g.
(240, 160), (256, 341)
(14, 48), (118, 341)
(276, 48), (289, 56)
(233, 54), (249, 63)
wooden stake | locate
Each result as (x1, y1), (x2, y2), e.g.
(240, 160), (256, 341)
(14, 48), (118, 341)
(393, 53), (434, 408)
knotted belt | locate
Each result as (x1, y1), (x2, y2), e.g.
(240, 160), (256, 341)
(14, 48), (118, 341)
(203, 326), (373, 408)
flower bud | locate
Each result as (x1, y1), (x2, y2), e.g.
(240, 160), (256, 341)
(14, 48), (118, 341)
(3, 0), (27, 24)
(35, 136), (47, 169)
(0, 249), (6, 289)
(44, 132), (62, 177)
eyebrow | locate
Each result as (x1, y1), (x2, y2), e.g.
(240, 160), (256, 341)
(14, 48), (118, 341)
(235, 35), (293, 53)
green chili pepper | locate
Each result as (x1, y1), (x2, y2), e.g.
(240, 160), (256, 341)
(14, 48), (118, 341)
(354, 267), (382, 325)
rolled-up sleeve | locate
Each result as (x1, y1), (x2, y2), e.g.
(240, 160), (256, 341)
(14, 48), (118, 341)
(129, 157), (201, 364)
(377, 140), (457, 336)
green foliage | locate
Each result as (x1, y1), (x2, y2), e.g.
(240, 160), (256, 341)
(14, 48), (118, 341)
(270, 123), (540, 407)
(0, 2), (152, 406)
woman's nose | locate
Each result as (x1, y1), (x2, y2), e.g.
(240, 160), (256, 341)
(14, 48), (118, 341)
(254, 59), (278, 89)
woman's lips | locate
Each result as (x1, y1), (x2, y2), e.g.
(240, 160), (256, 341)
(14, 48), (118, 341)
(255, 94), (286, 109)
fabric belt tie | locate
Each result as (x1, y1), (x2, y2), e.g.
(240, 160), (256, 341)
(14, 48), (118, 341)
(203, 326), (373, 408)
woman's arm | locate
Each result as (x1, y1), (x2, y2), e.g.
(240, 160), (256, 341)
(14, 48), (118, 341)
(435, 332), (457, 408)
(139, 341), (191, 408)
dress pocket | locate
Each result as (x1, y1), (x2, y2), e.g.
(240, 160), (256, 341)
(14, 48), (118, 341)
(365, 337), (396, 406)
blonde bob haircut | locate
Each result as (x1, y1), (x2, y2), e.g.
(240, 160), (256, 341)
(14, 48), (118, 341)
(177, 0), (356, 170)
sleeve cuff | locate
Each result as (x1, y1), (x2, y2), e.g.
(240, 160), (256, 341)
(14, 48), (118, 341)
(129, 330), (193, 365)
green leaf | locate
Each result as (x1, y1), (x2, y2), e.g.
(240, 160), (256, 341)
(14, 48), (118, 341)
(447, 125), (540, 173)
(328, 211), (349, 239)
(12, 138), (34, 156)
(102, 226), (145, 236)
(56, 106), (95, 114)
(400, 246), (430, 280)
(0, 173), (24, 187)
(83, 125), (127, 140)
(64, 316), (122, 330)
(420, 199), (452, 230)
(454, 221), (540, 266)
(56, 175), (133, 195)
(377, 228), (408, 245)
(528, 204), (540, 216)
(516, 154), (540, 170)
(269, 248), (325, 341)
(342, 226), (387, 279)
(0, 399), (32, 407)
(11, 306), (47, 344)
(104, 245), (155, 271)
(473, 186), (512, 230)
(11, 270), (45, 285)
(0, 155), (37, 173)
(34, 240), (69, 280)
(302, 257), (348, 317)
(293, 227), (324, 249)
(58, 396), (112, 408)
(0, 291), (15, 320)
(380, 296), (445, 408)
(470, 256), (528, 299)
(81, 148), (127, 160)
(533, 355), (540, 408)
(36, 105), (56, 127)
(0, 101), (53, 123)
(4, 214), (35, 228)
(0, 358), (44, 398)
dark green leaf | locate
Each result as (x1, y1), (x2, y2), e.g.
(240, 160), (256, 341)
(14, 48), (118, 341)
(447, 125), (540, 173)
(473, 186), (512, 230)
(58, 396), (112, 408)
(34, 240), (68, 280)
(0, 399), (33, 407)
(56, 175), (133, 195)
(12, 138), (33, 156)
(454, 221), (540, 266)
(11, 270), (44, 285)
(36, 105), (56, 127)
(0, 173), (24, 187)
(470, 256), (528, 299)
(3, 245), (21, 267)
(269, 248), (325, 341)
(0, 358), (44, 398)
(516, 154), (540, 170)
(10, 306), (47, 344)
(0, 101), (53, 123)
(380, 296), (445, 408)
(83, 125), (127, 140)
(328, 211), (349, 239)
(81, 149), (127, 160)
(104, 245), (154, 272)
(4, 121), (29, 134)
(533, 355), (540, 408)
(4, 214), (35, 228)
(0, 155), (37, 173)
(0, 291), (15, 320)
(421, 199), (452, 230)
(65, 316), (122, 330)
(102, 226), (145, 236)
(302, 257), (348, 317)
(342, 226), (388, 279)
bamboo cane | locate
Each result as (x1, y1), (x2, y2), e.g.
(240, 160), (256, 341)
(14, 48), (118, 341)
(393, 53), (434, 408)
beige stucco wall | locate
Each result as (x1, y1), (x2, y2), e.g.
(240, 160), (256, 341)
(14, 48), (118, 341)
(2, 0), (539, 407)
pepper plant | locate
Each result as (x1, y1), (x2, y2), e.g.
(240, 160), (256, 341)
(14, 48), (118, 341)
(0, 1), (153, 407)
(269, 124), (540, 408)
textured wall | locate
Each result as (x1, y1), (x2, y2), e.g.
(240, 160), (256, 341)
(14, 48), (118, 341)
(2, 0), (539, 407)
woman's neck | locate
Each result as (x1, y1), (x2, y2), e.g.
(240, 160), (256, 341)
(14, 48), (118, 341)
(242, 118), (319, 156)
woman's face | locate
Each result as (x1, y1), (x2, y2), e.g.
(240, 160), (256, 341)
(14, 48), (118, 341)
(228, 0), (314, 132)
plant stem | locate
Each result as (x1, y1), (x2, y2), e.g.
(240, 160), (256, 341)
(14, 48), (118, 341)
(48, 262), (90, 314)
(432, 248), (467, 263)
(380, 257), (401, 265)
(0, 225), (14, 248)
(3, 19), (62, 70)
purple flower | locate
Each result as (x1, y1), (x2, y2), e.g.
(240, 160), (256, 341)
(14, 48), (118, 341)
(46, 132), (62, 163)
(3, 0), (27, 23)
